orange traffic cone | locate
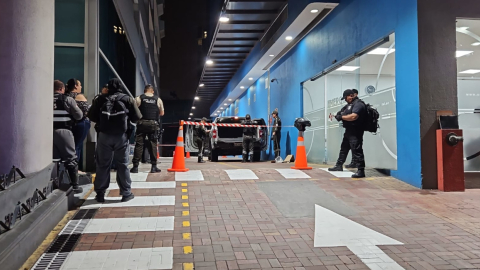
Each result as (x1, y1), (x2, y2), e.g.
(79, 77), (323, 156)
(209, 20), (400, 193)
(186, 152), (190, 158)
(168, 121), (189, 172)
(291, 131), (312, 170)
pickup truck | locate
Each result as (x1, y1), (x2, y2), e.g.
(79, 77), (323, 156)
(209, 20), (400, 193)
(208, 116), (268, 162)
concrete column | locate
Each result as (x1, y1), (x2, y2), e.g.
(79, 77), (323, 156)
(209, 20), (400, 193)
(0, 0), (55, 174)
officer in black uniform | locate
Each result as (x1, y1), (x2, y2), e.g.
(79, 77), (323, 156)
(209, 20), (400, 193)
(195, 118), (209, 163)
(130, 84), (164, 173)
(329, 89), (367, 178)
(272, 109), (282, 159)
(53, 80), (84, 193)
(242, 114), (255, 163)
(336, 89), (359, 168)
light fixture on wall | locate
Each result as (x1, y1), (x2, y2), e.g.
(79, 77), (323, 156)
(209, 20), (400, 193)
(114, 26), (118, 33)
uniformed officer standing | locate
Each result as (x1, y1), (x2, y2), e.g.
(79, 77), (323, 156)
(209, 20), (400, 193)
(53, 80), (84, 193)
(195, 118), (209, 163)
(335, 89), (359, 168)
(271, 109), (282, 159)
(329, 89), (367, 178)
(130, 84), (165, 173)
(242, 114), (255, 163)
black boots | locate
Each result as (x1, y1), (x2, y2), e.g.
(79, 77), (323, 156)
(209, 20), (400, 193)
(198, 156), (205, 163)
(352, 170), (366, 178)
(242, 154), (247, 163)
(67, 162), (83, 193)
(250, 154), (254, 163)
(151, 165), (161, 173)
(121, 193), (135, 202)
(95, 193), (105, 203)
(130, 166), (139, 173)
(328, 165), (343, 172)
(345, 163), (358, 169)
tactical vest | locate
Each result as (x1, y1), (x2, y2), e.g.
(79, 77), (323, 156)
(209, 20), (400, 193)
(139, 94), (159, 121)
(342, 98), (364, 129)
(243, 120), (256, 136)
(53, 93), (74, 130)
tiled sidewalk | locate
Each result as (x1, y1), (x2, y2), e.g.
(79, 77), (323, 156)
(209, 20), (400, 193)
(27, 158), (480, 270)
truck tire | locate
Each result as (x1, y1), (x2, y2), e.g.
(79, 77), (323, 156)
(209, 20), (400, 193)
(253, 151), (261, 162)
(211, 150), (219, 162)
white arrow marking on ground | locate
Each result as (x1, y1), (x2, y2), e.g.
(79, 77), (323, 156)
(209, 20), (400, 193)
(314, 205), (405, 270)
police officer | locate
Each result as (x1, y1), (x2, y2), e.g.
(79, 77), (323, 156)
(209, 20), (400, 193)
(329, 89), (367, 178)
(53, 80), (84, 193)
(335, 89), (359, 169)
(88, 78), (142, 203)
(130, 84), (164, 173)
(195, 118), (209, 163)
(242, 114), (255, 163)
(271, 109), (282, 159)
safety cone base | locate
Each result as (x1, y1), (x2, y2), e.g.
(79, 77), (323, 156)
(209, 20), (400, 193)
(168, 168), (189, 172)
(291, 166), (312, 170)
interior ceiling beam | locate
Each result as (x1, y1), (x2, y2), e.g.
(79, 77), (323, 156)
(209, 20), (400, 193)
(209, 56), (246, 59)
(225, 9), (279, 15)
(216, 37), (258, 41)
(218, 29), (264, 34)
(227, 20), (271, 25)
(229, 0), (286, 2)
(214, 44), (254, 48)
(211, 51), (250, 54)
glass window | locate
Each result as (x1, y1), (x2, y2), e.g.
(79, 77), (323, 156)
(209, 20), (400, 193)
(54, 46), (85, 88)
(55, 0), (85, 43)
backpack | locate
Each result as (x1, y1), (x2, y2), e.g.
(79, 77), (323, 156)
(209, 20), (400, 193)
(99, 94), (129, 135)
(360, 100), (380, 133)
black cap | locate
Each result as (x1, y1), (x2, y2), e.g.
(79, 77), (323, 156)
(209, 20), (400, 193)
(246, 114), (251, 120)
(352, 89), (358, 94)
(201, 117), (207, 122)
(341, 89), (355, 100)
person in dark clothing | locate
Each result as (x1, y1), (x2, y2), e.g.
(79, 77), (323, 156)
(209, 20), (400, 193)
(336, 89), (359, 168)
(271, 109), (282, 159)
(53, 80), (84, 193)
(130, 84), (164, 173)
(242, 114), (255, 163)
(329, 89), (367, 178)
(87, 78), (142, 203)
(195, 118), (209, 163)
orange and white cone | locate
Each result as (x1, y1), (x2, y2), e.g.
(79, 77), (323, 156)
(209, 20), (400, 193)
(168, 121), (189, 172)
(291, 131), (312, 170)
(186, 152), (190, 158)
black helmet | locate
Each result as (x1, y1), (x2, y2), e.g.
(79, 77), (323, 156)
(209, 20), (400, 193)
(245, 114), (251, 120)
(201, 117), (207, 122)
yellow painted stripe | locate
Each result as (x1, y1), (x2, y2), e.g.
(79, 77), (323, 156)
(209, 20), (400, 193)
(183, 233), (191, 240)
(182, 211), (190, 216)
(182, 195), (188, 200)
(181, 183), (188, 187)
(331, 178), (340, 181)
(183, 221), (191, 227)
(183, 246), (193, 254)
(182, 189), (188, 193)
(182, 202), (189, 207)
(183, 263), (194, 270)
(219, 162), (241, 169)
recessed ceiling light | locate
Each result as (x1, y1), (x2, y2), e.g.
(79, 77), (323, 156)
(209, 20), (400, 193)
(240, 86), (245, 89)
(217, 111), (220, 113)
(269, 54), (275, 57)
(456, 50), (474, 58)
(460, 69), (480, 74)
(219, 16), (229, 22)
(224, 103), (228, 106)
(220, 107), (224, 109)
(214, 113), (218, 116)
(206, 60), (214, 65)
(192, 106), (196, 109)
(472, 42), (480, 46)
(336, 66), (360, 71)
(286, 36), (293, 41)
(199, 84), (204, 87)
(457, 26), (469, 31)
(249, 78), (253, 81)
(190, 113), (193, 116)
(367, 48), (396, 55)
(228, 99), (232, 101)
(311, 9), (319, 13)
(195, 97), (200, 100)
(188, 117), (191, 120)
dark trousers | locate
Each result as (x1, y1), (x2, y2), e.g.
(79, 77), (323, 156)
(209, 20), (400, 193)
(335, 129), (365, 170)
(95, 132), (132, 196)
(273, 133), (281, 157)
(243, 135), (254, 156)
(196, 138), (204, 157)
(72, 119), (91, 170)
(132, 121), (158, 166)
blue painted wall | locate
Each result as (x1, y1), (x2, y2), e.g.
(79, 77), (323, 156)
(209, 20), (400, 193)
(213, 0), (422, 187)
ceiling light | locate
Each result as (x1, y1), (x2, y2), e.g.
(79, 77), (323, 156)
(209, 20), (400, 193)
(220, 107), (224, 109)
(249, 78), (253, 81)
(217, 111), (220, 113)
(224, 103), (228, 106)
(214, 113), (218, 116)
(286, 36), (293, 41)
(228, 99), (232, 101)
(188, 117), (191, 120)
(456, 50), (473, 58)
(459, 69), (480, 74)
(190, 113), (193, 116)
(240, 86), (245, 89)
(472, 42), (480, 46)
(192, 106), (196, 109)
(336, 66), (360, 71)
(195, 97), (200, 101)
(206, 60), (214, 65)
(220, 16), (229, 22)
(311, 9), (319, 13)
(269, 54), (275, 57)
(199, 84), (204, 87)
(457, 26), (469, 31)
(367, 48), (396, 55)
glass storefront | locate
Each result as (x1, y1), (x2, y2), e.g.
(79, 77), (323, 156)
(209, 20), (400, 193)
(456, 19), (480, 172)
(303, 33), (397, 169)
